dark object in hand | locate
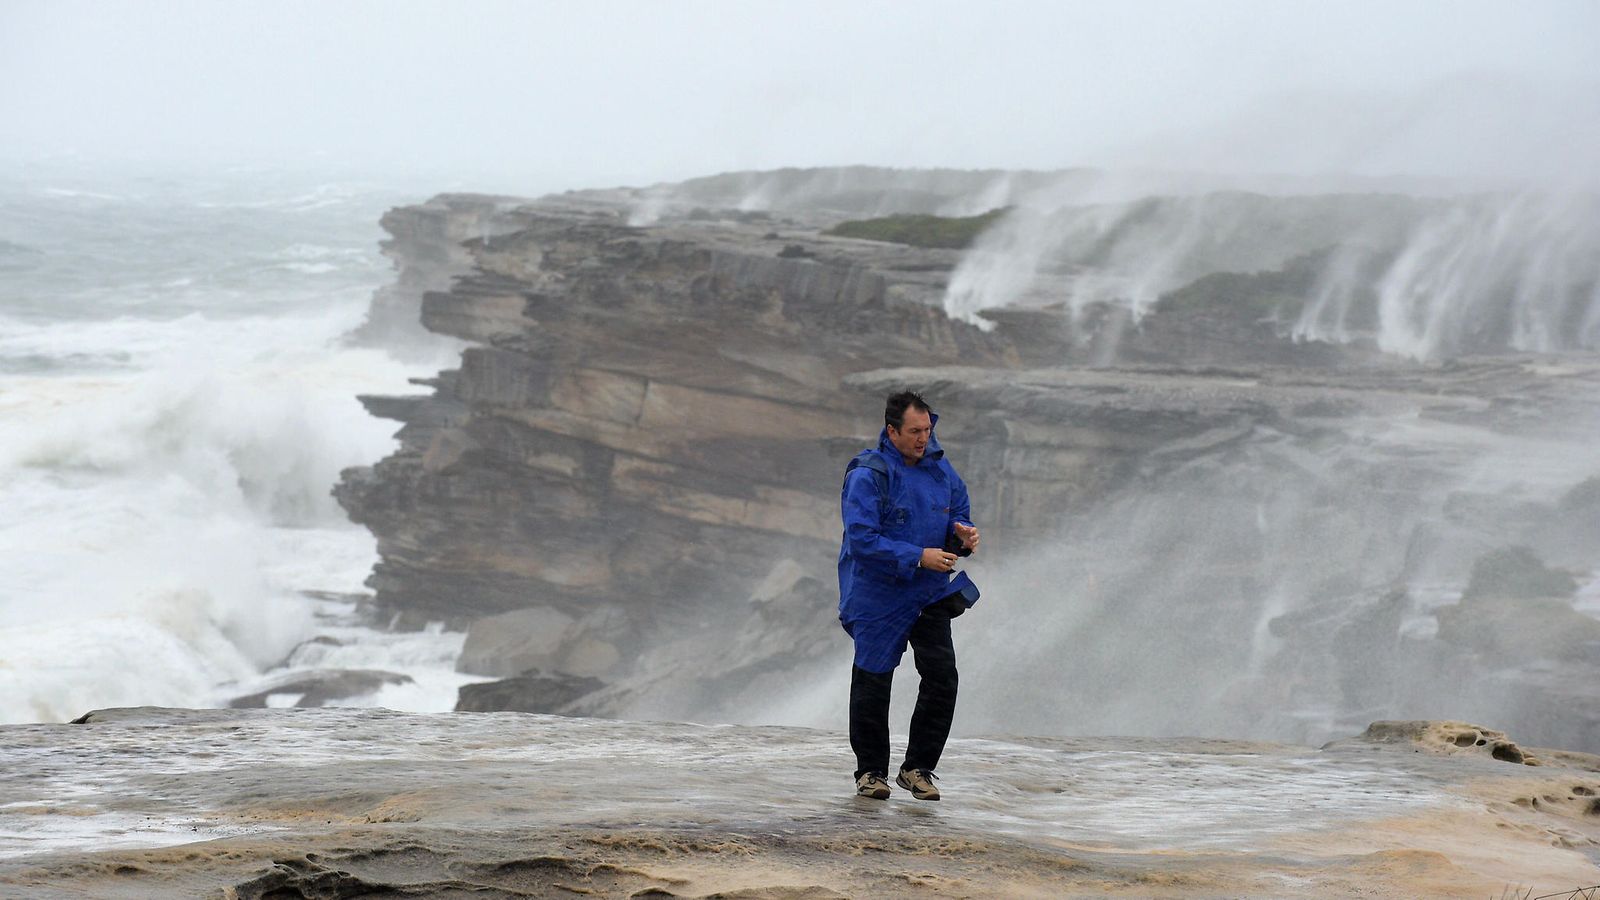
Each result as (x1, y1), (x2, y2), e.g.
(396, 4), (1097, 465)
(944, 533), (973, 557)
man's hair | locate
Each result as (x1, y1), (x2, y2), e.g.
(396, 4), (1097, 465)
(885, 390), (932, 431)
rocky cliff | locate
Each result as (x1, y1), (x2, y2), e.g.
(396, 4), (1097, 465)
(336, 170), (1600, 748)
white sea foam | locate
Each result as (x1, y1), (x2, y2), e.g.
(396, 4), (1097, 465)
(0, 616), (262, 724)
(0, 325), (435, 722)
(38, 187), (124, 202)
(0, 175), (461, 723)
(269, 243), (366, 261)
(192, 183), (364, 212)
(230, 596), (489, 714)
(280, 262), (342, 275)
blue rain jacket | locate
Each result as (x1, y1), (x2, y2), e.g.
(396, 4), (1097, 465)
(837, 413), (978, 673)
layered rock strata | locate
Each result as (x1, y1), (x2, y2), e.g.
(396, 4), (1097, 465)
(346, 193), (525, 357)
(336, 193), (1027, 712)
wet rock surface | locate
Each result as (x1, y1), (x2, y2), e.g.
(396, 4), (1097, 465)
(229, 669), (414, 709)
(4, 708), (1600, 898)
(1336, 720), (1549, 765)
(454, 670), (604, 714)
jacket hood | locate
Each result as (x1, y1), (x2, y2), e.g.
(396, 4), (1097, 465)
(877, 411), (944, 463)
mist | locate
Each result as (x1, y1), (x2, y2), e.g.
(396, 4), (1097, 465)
(950, 393), (1600, 746)
(4, 1), (1597, 191)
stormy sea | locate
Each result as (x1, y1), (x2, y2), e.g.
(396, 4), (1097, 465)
(4, 163), (1600, 897)
(0, 164), (477, 725)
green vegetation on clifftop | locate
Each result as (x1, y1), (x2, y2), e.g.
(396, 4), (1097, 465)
(1153, 252), (1334, 324)
(825, 208), (1009, 249)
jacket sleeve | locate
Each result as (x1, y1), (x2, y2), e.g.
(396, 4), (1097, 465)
(944, 465), (975, 557)
(842, 468), (922, 581)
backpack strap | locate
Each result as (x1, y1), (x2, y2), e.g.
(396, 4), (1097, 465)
(844, 449), (891, 507)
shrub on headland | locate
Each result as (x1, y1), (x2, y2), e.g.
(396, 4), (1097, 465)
(1560, 476), (1600, 512)
(1152, 251), (1330, 323)
(1462, 546), (1578, 602)
(824, 208), (1009, 249)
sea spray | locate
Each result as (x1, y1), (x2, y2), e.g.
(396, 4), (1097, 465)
(935, 174), (1600, 362)
(0, 338), (423, 722)
(1295, 191), (1600, 359)
(0, 169), (455, 724)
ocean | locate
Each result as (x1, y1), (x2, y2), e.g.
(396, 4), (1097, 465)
(0, 164), (480, 724)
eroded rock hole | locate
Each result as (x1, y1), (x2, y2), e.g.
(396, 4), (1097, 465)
(1490, 742), (1525, 764)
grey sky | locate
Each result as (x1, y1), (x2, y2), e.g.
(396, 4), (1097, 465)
(3, 0), (1597, 192)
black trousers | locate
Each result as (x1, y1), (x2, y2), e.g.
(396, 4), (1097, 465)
(850, 608), (959, 778)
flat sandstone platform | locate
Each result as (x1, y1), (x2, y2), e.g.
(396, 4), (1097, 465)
(2, 709), (1598, 898)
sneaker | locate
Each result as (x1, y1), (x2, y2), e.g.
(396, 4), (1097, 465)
(855, 772), (891, 800)
(896, 768), (940, 801)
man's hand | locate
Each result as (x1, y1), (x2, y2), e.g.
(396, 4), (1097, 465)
(953, 522), (980, 553)
(920, 548), (959, 573)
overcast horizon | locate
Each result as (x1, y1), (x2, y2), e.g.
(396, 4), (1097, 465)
(3, 0), (1599, 195)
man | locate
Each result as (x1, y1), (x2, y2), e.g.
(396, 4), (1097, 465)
(837, 391), (980, 801)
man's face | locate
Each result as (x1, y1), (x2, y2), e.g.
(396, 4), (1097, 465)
(887, 407), (932, 462)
